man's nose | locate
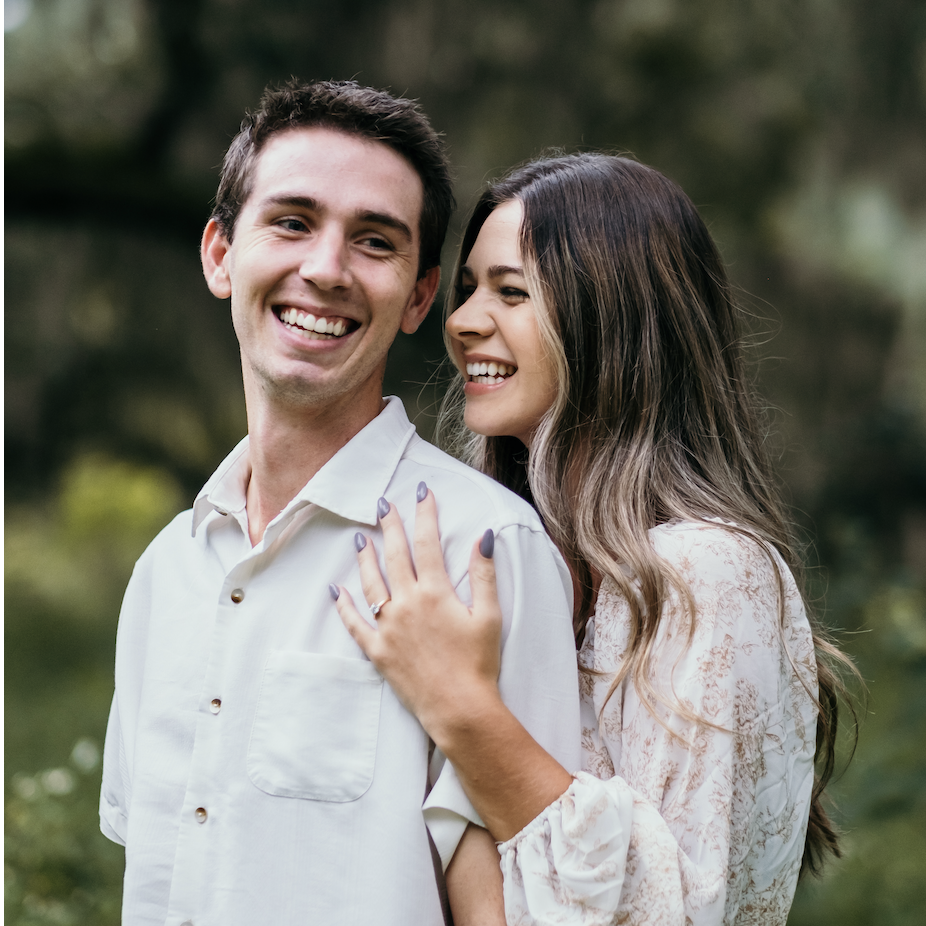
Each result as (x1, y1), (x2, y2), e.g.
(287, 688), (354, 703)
(299, 229), (352, 290)
(446, 293), (495, 341)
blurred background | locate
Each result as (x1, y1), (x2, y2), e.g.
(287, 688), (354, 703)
(5, 0), (925, 922)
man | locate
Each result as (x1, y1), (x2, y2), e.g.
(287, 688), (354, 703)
(100, 80), (579, 926)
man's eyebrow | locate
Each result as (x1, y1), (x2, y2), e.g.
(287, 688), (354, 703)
(257, 195), (413, 244)
(258, 194), (320, 213)
(356, 211), (413, 243)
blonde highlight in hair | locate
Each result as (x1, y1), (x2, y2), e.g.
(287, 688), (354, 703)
(439, 152), (857, 878)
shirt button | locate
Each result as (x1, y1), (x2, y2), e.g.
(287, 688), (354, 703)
(230, 588), (245, 603)
(195, 807), (208, 824)
(210, 699), (222, 714)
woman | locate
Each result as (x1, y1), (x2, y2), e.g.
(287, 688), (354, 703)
(332, 154), (852, 924)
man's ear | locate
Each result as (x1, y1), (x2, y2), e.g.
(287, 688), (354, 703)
(400, 265), (441, 335)
(201, 218), (233, 299)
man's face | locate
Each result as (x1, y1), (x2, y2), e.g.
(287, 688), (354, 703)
(202, 127), (439, 418)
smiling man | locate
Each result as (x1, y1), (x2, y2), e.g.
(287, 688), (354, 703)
(99, 81), (579, 926)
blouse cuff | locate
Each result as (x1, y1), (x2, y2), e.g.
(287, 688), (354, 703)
(497, 771), (634, 914)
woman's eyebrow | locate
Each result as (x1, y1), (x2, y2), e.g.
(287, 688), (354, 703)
(487, 264), (524, 278)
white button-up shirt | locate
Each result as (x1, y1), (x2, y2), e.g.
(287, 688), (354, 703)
(100, 397), (580, 926)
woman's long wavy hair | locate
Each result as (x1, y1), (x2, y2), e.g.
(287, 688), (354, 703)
(438, 153), (856, 877)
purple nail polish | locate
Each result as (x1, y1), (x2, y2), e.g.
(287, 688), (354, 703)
(416, 482), (428, 503)
(328, 583), (340, 601)
(479, 529), (495, 559)
(377, 497), (390, 519)
(354, 532), (367, 552)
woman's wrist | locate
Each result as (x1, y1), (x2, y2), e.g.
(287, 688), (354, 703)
(422, 677), (506, 761)
(429, 685), (575, 840)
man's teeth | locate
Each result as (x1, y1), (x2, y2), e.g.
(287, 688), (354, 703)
(466, 361), (515, 384)
(280, 308), (348, 338)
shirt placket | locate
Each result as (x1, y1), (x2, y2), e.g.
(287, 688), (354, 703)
(165, 531), (259, 926)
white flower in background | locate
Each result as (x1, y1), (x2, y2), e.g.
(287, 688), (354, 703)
(40, 768), (76, 796)
(71, 737), (100, 773)
(11, 772), (39, 801)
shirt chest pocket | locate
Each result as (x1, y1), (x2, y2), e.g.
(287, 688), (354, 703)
(247, 651), (384, 802)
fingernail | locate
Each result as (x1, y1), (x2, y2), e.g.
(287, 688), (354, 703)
(328, 583), (340, 601)
(377, 497), (390, 520)
(354, 532), (367, 552)
(416, 481), (428, 503)
(479, 529), (495, 559)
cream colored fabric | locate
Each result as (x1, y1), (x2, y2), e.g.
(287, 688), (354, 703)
(100, 398), (580, 926)
(499, 522), (817, 926)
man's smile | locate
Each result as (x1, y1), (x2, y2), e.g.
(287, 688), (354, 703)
(277, 306), (359, 340)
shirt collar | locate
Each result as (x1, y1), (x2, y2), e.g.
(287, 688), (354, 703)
(192, 397), (416, 536)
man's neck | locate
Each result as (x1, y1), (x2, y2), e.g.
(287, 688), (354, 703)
(243, 387), (385, 546)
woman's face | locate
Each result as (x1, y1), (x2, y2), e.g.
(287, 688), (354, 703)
(446, 199), (558, 447)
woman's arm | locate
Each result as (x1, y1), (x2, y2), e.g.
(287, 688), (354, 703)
(332, 488), (574, 841)
(445, 824), (506, 926)
(337, 513), (817, 925)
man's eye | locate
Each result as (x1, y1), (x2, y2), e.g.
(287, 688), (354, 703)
(360, 236), (394, 251)
(278, 218), (308, 232)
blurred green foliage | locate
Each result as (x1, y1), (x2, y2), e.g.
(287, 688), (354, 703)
(5, 0), (926, 923)
(6, 456), (184, 924)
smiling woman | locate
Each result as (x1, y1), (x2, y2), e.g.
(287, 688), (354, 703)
(446, 199), (557, 447)
(334, 152), (859, 925)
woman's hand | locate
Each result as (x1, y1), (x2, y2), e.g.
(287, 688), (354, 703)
(330, 483), (503, 743)
(333, 483), (574, 840)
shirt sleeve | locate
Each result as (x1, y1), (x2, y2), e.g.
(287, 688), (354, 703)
(100, 692), (128, 846)
(496, 526), (818, 925)
(99, 552), (153, 848)
(423, 522), (582, 870)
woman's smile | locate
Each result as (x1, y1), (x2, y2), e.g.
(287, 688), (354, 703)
(465, 358), (517, 385)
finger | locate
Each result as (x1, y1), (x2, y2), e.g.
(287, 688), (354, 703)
(377, 496), (417, 587)
(354, 531), (392, 612)
(469, 530), (501, 622)
(330, 584), (379, 656)
(412, 487), (454, 591)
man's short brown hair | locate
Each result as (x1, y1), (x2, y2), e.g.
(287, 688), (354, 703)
(212, 79), (455, 276)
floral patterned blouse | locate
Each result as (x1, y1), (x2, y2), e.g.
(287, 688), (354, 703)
(497, 521), (818, 925)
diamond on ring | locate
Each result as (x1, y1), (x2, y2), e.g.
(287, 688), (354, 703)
(370, 597), (391, 617)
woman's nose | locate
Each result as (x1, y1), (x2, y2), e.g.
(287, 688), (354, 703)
(446, 293), (495, 341)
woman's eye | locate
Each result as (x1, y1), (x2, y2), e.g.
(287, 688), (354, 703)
(500, 287), (529, 301)
(454, 284), (476, 300)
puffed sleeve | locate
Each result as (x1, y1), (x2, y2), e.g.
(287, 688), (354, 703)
(497, 524), (817, 926)
(499, 772), (686, 925)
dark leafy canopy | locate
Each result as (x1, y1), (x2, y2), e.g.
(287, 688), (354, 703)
(5, 0), (925, 924)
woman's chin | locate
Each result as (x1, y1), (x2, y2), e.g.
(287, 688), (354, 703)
(463, 412), (531, 447)
(463, 407), (502, 439)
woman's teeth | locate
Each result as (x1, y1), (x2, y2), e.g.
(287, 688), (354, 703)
(280, 308), (348, 338)
(466, 361), (515, 384)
